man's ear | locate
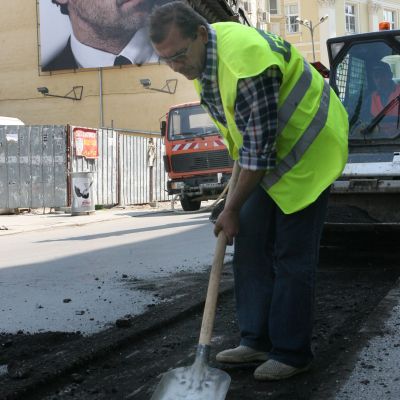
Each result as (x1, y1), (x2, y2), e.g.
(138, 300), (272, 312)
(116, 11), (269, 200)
(198, 25), (208, 44)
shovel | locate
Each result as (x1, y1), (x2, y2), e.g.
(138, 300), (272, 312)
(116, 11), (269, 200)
(150, 162), (240, 400)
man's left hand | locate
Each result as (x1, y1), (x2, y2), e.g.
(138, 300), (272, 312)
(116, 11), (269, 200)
(213, 208), (239, 245)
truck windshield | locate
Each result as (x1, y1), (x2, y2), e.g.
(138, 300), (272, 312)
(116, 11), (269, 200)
(332, 40), (400, 140)
(168, 105), (219, 140)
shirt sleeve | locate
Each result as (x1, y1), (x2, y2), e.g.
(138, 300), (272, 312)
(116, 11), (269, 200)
(234, 66), (282, 171)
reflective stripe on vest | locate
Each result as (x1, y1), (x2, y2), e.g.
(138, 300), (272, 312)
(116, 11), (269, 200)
(277, 60), (312, 137)
(263, 79), (331, 188)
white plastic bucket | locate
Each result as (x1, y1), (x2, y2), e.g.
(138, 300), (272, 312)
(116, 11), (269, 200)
(71, 172), (95, 215)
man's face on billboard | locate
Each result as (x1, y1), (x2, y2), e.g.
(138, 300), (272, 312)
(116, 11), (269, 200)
(60, 0), (155, 36)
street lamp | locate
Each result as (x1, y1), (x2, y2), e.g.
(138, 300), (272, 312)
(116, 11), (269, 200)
(296, 15), (329, 62)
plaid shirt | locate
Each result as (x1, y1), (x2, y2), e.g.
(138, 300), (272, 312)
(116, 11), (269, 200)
(199, 26), (282, 171)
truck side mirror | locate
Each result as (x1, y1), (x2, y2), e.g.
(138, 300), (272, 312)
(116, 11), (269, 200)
(160, 121), (166, 137)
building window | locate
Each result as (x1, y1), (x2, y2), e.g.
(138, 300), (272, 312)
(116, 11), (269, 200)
(345, 3), (357, 34)
(257, 6), (269, 30)
(269, 0), (278, 15)
(242, 1), (252, 14)
(383, 9), (396, 30)
(258, 10), (269, 24)
(285, 4), (299, 34)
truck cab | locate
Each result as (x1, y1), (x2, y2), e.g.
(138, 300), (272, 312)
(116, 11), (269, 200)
(161, 102), (233, 211)
(325, 29), (400, 242)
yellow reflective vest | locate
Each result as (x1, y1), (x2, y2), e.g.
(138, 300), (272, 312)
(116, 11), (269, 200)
(194, 22), (348, 214)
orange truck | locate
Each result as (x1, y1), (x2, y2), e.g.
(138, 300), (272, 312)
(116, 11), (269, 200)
(161, 101), (233, 211)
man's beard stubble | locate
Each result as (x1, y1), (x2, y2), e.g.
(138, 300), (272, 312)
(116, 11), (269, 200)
(75, 0), (153, 39)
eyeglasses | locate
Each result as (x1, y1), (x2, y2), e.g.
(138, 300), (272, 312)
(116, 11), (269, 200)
(159, 38), (196, 64)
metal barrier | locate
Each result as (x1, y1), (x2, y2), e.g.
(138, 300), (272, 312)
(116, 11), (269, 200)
(0, 125), (168, 209)
(0, 125), (67, 209)
(69, 126), (168, 207)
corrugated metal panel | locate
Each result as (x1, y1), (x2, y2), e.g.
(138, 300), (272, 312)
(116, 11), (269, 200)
(0, 125), (67, 209)
(153, 136), (169, 202)
(97, 128), (118, 205)
(0, 125), (168, 209)
(70, 127), (168, 206)
(4, 126), (20, 208)
(118, 133), (169, 205)
(70, 127), (118, 206)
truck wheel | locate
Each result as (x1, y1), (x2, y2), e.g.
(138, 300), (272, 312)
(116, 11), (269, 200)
(180, 196), (201, 211)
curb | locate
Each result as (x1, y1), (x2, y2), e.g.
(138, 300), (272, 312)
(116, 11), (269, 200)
(0, 208), (177, 237)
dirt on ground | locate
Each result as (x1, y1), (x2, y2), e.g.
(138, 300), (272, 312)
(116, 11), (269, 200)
(1, 244), (399, 400)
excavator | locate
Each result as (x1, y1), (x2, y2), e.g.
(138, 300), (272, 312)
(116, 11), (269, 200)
(323, 23), (400, 245)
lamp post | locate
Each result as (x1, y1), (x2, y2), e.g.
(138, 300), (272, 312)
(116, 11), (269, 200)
(296, 15), (329, 62)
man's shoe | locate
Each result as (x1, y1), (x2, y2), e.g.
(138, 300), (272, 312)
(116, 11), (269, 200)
(254, 359), (311, 381)
(216, 345), (269, 364)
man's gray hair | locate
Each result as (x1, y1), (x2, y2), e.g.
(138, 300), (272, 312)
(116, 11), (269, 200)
(149, 1), (208, 44)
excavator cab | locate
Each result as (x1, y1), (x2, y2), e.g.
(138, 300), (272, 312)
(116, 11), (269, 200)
(324, 29), (400, 245)
(328, 32), (400, 141)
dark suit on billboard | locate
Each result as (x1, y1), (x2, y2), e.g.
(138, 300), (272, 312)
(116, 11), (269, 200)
(42, 38), (78, 71)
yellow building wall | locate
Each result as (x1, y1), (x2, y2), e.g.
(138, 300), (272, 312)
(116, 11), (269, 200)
(0, 1), (199, 131)
(278, 0), (400, 64)
(3, 0), (400, 130)
(297, 1), (321, 62)
(334, 0), (345, 36)
(277, 0), (328, 63)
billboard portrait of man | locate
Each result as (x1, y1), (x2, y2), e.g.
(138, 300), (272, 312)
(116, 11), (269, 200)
(39, 0), (176, 71)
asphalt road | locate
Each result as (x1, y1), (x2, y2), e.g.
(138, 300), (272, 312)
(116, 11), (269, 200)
(2, 208), (400, 400)
(4, 248), (397, 400)
(0, 208), (232, 335)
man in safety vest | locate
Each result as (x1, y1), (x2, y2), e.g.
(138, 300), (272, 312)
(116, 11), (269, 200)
(150, 2), (348, 381)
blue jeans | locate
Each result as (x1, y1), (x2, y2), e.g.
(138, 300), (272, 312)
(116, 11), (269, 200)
(233, 186), (329, 367)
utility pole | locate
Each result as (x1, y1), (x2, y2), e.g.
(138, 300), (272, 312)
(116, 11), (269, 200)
(296, 15), (329, 62)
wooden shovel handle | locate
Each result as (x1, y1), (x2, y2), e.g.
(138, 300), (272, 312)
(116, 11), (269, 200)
(199, 161), (240, 346)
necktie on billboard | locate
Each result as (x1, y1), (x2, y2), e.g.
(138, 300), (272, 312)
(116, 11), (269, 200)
(114, 55), (132, 66)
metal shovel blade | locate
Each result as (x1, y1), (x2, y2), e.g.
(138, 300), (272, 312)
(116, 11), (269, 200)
(150, 361), (230, 400)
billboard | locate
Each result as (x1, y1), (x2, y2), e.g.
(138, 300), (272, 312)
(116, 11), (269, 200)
(73, 127), (98, 159)
(39, 0), (176, 71)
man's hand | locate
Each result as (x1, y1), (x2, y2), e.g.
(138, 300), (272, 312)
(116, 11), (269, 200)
(213, 208), (239, 245)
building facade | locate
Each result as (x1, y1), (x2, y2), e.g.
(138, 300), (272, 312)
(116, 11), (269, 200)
(0, 1), (234, 131)
(233, 0), (400, 65)
(1, 1), (400, 131)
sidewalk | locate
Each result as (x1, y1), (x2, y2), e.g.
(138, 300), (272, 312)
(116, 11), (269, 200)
(0, 202), (175, 236)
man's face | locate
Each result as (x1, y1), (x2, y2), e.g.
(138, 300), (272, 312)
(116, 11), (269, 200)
(152, 24), (208, 80)
(65, 0), (154, 36)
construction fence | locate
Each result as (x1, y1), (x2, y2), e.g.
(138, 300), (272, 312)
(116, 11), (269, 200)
(0, 124), (168, 209)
